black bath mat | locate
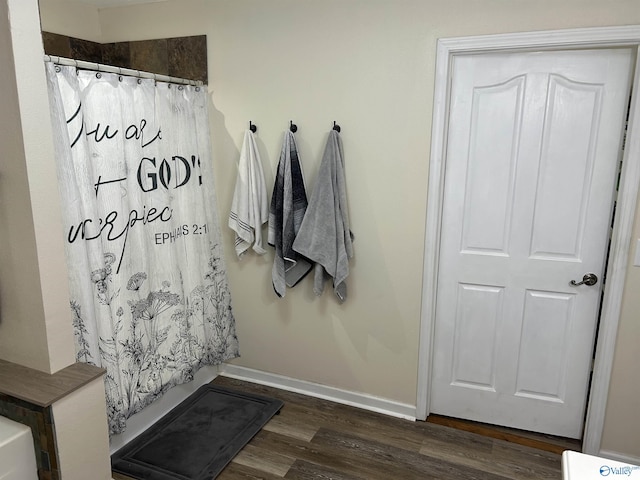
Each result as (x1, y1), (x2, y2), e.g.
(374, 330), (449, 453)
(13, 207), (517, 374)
(111, 383), (284, 480)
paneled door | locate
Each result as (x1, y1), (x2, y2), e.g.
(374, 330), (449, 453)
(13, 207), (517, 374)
(430, 48), (635, 439)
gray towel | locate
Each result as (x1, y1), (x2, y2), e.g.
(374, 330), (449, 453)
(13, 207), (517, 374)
(293, 130), (353, 302)
(268, 131), (312, 297)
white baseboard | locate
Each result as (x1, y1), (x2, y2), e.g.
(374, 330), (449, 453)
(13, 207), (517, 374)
(599, 450), (640, 466)
(219, 364), (417, 421)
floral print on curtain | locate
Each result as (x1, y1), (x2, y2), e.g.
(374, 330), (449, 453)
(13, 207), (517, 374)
(46, 64), (239, 435)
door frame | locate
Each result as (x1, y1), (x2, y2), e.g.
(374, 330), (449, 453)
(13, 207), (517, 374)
(417, 25), (640, 455)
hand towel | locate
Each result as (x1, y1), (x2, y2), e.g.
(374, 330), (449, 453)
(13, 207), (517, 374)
(293, 130), (353, 302)
(268, 131), (312, 297)
(228, 129), (268, 257)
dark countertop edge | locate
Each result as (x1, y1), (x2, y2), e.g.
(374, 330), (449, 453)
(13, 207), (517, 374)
(0, 359), (106, 407)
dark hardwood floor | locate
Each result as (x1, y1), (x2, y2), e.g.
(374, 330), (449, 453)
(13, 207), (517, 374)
(113, 376), (573, 479)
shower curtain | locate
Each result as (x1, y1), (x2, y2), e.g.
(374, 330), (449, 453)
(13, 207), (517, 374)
(45, 64), (239, 435)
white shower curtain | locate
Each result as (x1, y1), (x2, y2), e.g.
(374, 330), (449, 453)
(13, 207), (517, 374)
(45, 64), (239, 435)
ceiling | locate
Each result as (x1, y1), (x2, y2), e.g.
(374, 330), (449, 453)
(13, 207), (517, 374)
(72, 0), (167, 8)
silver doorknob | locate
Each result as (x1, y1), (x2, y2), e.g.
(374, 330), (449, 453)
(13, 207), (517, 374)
(570, 273), (598, 287)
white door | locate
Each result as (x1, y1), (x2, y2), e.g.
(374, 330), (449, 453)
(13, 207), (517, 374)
(430, 48), (635, 439)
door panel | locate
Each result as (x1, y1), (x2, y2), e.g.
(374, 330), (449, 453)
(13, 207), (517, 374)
(461, 75), (523, 255)
(451, 283), (503, 390)
(431, 48), (635, 438)
(530, 75), (602, 260)
(514, 289), (573, 401)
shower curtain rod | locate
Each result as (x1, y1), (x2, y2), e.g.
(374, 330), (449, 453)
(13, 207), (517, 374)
(43, 54), (204, 87)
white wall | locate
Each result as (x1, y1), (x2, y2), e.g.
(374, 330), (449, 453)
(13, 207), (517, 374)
(51, 379), (112, 480)
(0, 0), (51, 372)
(601, 213), (640, 460)
(0, 2), (112, 478)
(0, 0), (75, 374)
(39, 0), (640, 459)
(38, 0), (102, 42)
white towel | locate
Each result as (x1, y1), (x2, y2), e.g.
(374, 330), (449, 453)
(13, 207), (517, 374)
(293, 130), (353, 302)
(228, 129), (268, 258)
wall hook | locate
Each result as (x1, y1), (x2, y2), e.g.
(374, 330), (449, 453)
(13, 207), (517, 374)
(290, 121), (298, 133)
(249, 121), (257, 133)
(333, 121), (341, 133)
